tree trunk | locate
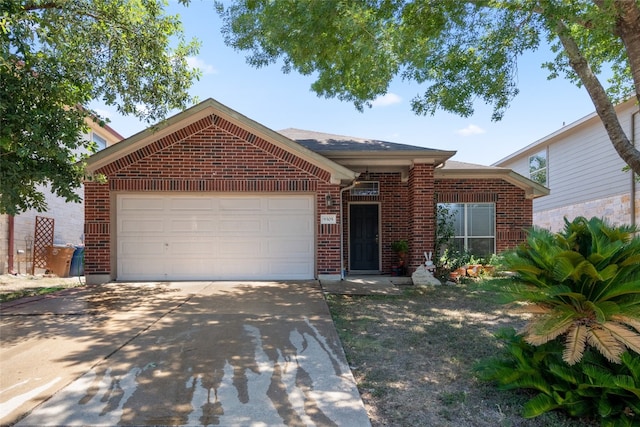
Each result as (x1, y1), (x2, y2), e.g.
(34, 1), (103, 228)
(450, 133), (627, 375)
(553, 4), (640, 176)
(600, 0), (640, 106)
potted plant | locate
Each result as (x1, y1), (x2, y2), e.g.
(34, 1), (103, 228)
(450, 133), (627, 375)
(481, 253), (503, 276)
(391, 240), (409, 274)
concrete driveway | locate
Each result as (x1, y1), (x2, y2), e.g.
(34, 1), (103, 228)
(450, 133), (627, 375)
(0, 281), (370, 426)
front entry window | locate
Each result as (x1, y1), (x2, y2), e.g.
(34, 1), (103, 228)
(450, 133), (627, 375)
(439, 203), (495, 257)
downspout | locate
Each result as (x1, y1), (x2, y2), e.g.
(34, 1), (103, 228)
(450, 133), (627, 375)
(340, 179), (359, 280)
(8, 215), (14, 274)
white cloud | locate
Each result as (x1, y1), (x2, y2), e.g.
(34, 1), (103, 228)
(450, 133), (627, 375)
(455, 124), (486, 136)
(371, 93), (402, 107)
(186, 56), (217, 75)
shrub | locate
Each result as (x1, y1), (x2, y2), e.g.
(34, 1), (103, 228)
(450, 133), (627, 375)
(475, 328), (640, 426)
(476, 216), (640, 425)
(502, 217), (640, 365)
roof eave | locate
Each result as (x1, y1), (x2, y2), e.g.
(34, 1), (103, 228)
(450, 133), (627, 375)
(319, 150), (456, 182)
(320, 150), (456, 165)
(435, 167), (550, 199)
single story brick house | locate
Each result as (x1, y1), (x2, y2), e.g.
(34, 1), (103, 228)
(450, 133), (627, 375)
(83, 98), (548, 284)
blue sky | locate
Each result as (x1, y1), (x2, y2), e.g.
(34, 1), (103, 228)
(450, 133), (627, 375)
(91, 1), (599, 166)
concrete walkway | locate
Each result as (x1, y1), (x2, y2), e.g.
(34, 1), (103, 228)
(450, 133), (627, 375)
(0, 281), (370, 426)
(320, 275), (412, 296)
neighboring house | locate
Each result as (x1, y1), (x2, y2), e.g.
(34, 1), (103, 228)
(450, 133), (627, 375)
(0, 119), (123, 274)
(82, 98), (547, 284)
(494, 98), (639, 232)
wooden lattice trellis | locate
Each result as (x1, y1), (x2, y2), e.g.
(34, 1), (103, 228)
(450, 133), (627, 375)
(32, 216), (54, 274)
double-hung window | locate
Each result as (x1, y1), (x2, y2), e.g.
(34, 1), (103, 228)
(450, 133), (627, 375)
(92, 132), (107, 151)
(529, 150), (547, 186)
(439, 203), (495, 257)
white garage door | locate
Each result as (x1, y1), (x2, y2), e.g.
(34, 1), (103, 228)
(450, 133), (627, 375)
(117, 194), (315, 281)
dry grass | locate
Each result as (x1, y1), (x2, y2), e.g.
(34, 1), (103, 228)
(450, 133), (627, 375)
(0, 274), (84, 302)
(326, 279), (597, 427)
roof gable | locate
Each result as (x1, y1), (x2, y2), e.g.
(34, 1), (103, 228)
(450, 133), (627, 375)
(493, 98), (638, 166)
(85, 99), (358, 185)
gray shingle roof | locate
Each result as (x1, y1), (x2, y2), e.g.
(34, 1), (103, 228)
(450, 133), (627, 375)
(279, 128), (441, 153)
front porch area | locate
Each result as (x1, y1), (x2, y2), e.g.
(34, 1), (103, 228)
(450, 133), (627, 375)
(319, 274), (412, 296)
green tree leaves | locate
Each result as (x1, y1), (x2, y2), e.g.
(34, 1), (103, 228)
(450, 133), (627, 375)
(1, 0), (200, 214)
(217, 0), (640, 174)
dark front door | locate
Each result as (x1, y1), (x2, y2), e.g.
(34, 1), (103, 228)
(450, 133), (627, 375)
(350, 204), (379, 272)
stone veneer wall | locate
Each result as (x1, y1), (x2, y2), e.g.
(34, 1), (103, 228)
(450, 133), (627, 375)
(534, 192), (640, 232)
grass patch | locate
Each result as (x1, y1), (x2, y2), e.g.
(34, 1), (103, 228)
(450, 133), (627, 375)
(0, 286), (69, 303)
(326, 281), (598, 427)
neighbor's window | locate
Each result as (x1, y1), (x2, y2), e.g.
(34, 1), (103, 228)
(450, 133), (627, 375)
(529, 150), (547, 186)
(92, 132), (107, 151)
(350, 181), (379, 196)
(439, 203), (495, 257)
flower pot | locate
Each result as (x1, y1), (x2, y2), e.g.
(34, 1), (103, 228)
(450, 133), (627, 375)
(455, 267), (467, 277)
(482, 265), (496, 276)
(467, 264), (482, 277)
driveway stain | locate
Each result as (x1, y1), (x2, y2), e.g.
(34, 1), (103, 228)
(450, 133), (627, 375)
(3, 282), (370, 426)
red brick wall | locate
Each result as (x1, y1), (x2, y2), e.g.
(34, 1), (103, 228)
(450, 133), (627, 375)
(337, 173), (530, 275)
(317, 183), (341, 276)
(435, 178), (533, 253)
(84, 181), (110, 275)
(341, 173), (410, 274)
(408, 164), (436, 271)
(84, 114), (340, 278)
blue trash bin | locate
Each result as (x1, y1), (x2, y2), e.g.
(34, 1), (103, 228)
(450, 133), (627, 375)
(69, 246), (85, 276)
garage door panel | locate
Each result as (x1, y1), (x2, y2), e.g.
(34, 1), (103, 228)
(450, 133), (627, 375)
(267, 197), (313, 211)
(120, 197), (165, 211)
(168, 241), (215, 255)
(218, 218), (262, 233)
(217, 239), (261, 256)
(267, 217), (313, 234)
(170, 219), (216, 233)
(267, 239), (313, 256)
(120, 240), (165, 256)
(120, 219), (165, 233)
(168, 197), (214, 211)
(170, 259), (216, 277)
(219, 197), (262, 211)
(119, 259), (159, 277)
(117, 194), (314, 280)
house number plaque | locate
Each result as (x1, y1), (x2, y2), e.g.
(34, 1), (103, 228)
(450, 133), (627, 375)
(320, 214), (337, 224)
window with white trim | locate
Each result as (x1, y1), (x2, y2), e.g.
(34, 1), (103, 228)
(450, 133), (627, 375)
(529, 150), (547, 186)
(92, 132), (107, 151)
(439, 203), (495, 257)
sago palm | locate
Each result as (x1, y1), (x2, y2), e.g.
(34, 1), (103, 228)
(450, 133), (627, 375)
(503, 216), (640, 365)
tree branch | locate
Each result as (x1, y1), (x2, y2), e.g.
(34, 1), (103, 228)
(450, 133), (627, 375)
(555, 19), (640, 175)
(23, 1), (64, 11)
(600, 0), (640, 105)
